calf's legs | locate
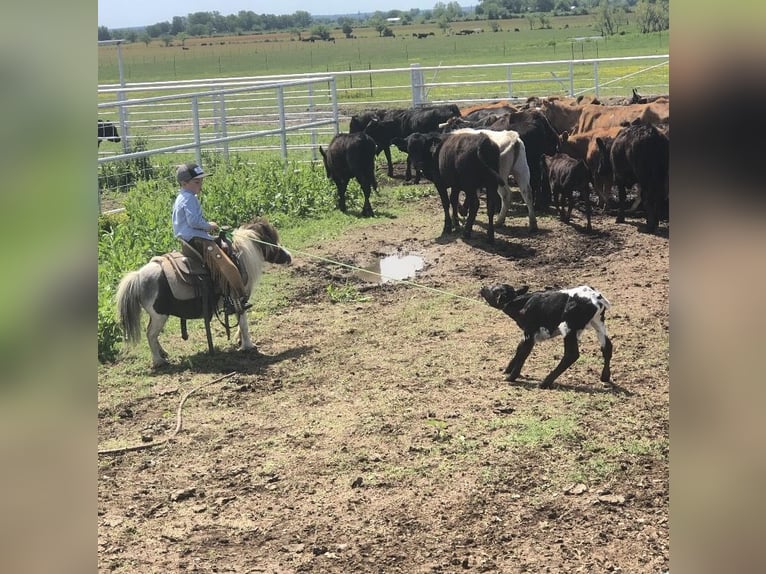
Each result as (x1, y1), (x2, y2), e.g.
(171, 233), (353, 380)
(504, 336), (535, 381)
(539, 332), (580, 389)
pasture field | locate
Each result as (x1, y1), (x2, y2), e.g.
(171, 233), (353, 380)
(98, 157), (669, 572)
(98, 14), (668, 86)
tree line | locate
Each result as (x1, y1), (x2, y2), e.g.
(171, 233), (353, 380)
(98, 0), (667, 44)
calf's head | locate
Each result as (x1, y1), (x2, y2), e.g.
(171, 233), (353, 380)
(480, 284), (529, 310)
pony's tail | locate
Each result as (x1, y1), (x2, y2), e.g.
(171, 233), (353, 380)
(115, 271), (143, 345)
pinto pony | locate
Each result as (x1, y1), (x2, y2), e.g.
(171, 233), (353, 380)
(116, 219), (291, 367)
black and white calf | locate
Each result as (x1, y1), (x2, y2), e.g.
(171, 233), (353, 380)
(480, 284), (613, 388)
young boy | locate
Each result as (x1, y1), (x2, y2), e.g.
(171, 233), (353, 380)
(172, 162), (250, 314)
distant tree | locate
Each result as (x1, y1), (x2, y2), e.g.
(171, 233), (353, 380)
(437, 15), (451, 33)
(594, 0), (619, 36)
(98, 26), (111, 41)
(310, 24), (331, 40)
(382, 26), (395, 37)
(139, 32), (151, 47)
(161, 34), (173, 47)
(293, 11), (312, 28)
(171, 16), (186, 35)
(634, 0), (669, 33)
(527, 14), (538, 30)
(446, 1), (463, 20)
(340, 20), (354, 38)
(124, 30), (138, 43)
(177, 32), (189, 46)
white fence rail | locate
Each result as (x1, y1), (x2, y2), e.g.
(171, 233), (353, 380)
(97, 54), (668, 210)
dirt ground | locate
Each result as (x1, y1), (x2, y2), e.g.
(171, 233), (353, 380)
(98, 173), (669, 573)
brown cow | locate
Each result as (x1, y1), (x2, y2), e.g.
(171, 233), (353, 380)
(575, 102), (669, 134)
(558, 126), (623, 208)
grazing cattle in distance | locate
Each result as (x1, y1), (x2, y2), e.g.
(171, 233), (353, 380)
(487, 109), (560, 210)
(596, 121), (670, 232)
(540, 153), (595, 232)
(393, 131), (506, 242)
(98, 119), (120, 147)
(443, 125), (537, 231)
(459, 101), (519, 122)
(558, 126), (623, 208)
(350, 104), (461, 181)
(319, 127), (379, 217)
(480, 283), (613, 389)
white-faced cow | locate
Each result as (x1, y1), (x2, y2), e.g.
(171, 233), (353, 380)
(486, 109), (560, 210)
(444, 126), (537, 231)
(319, 127), (378, 217)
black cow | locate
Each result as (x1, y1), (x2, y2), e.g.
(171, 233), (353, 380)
(319, 128), (378, 217)
(596, 121), (669, 232)
(98, 119), (120, 147)
(487, 109), (560, 210)
(540, 153), (595, 232)
(393, 131), (506, 243)
(350, 104), (461, 181)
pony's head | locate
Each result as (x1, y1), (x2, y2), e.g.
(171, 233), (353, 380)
(237, 219), (291, 265)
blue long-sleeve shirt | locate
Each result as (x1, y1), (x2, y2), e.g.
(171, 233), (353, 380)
(172, 189), (214, 241)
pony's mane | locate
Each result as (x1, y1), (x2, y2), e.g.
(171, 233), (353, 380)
(232, 227), (266, 293)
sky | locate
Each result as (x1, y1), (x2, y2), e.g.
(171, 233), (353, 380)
(97, 1), (439, 29)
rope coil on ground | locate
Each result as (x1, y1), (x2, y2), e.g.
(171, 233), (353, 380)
(98, 371), (237, 456)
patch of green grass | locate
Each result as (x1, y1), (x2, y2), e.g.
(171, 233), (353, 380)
(498, 412), (580, 449)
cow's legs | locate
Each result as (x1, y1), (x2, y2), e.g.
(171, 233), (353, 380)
(539, 331), (580, 389)
(360, 182), (374, 217)
(383, 146), (394, 178)
(146, 310), (170, 368)
(485, 184), (498, 243)
(616, 184), (627, 223)
(583, 185), (593, 232)
(505, 336), (535, 381)
(590, 318), (612, 383)
(336, 178), (349, 212)
(462, 190), (480, 239)
(437, 186), (453, 235)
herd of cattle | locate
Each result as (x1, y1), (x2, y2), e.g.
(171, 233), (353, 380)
(320, 91), (670, 239)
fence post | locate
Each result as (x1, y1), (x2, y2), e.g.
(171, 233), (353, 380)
(277, 86), (287, 161)
(569, 61), (575, 97)
(309, 83), (317, 161)
(330, 77), (339, 136)
(116, 42), (130, 154)
(410, 63), (424, 107)
(191, 96), (202, 166)
(506, 65), (513, 99)
(218, 93), (229, 161)
(593, 61), (600, 98)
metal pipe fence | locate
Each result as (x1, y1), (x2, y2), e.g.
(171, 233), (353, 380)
(97, 54), (668, 211)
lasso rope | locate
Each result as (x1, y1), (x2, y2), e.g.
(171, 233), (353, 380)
(98, 371), (237, 456)
(252, 237), (485, 306)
